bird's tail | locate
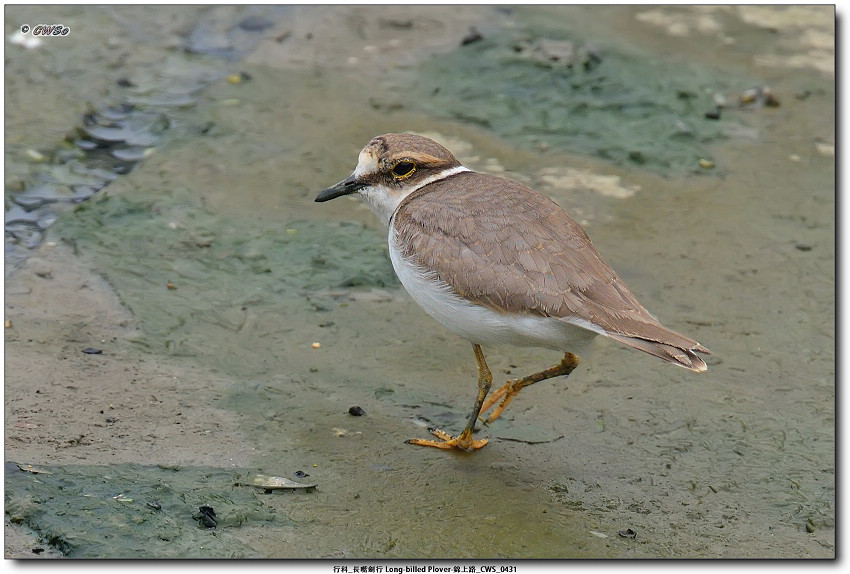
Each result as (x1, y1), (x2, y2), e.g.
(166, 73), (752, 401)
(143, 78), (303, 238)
(606, 333), (710, 372)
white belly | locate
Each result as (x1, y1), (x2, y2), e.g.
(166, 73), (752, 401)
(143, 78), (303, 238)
(388, 227), (601, 351)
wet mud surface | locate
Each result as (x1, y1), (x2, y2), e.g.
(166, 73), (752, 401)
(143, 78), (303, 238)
(4, 5), (834, 559)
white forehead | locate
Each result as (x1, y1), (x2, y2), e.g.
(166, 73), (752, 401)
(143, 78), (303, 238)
(353, 148), (380, 178)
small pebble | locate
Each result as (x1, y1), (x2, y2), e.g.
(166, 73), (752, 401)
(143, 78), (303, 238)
(618, 528), (637, 539)
(37, 214), (59, 230)
(196, 505), (217, 528)
(312, 342), (321, 349)
(26, 149), (47, 162)
(348, 406), (366, 416)
(815, 142), (834, 157)
(238, 15), (273, 31)
(71, 185), (97, 202)
(294, 470), (310, 478)
(111, 147), (149, 162)
(13, 195), (46, 209)
(461, 26), (483, 46)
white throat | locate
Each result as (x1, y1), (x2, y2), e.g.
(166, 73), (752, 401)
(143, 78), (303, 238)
(358, 165), (470, 225)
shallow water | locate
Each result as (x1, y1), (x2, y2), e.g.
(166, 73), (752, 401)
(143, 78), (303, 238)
(5, 5), (834, 558)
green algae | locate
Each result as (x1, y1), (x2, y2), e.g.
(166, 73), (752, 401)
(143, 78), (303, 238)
(50, 188), (397, 364)
(5, 462), (300, 558)
(409, 26), (744, 175)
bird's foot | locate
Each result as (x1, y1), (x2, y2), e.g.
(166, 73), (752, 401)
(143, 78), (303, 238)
(405, 427), (488, 451)
(478, 381), (519, 424)
(479, 353), (579, 424)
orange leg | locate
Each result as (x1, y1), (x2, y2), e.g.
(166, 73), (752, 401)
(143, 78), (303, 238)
(479, 352), (579, 424)
(406, 343), (492, 451)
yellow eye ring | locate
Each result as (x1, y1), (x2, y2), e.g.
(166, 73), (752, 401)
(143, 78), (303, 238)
(391, 160), (416, 179)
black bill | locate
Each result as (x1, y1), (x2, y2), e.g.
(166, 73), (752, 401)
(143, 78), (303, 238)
(315, 176), (366, 202)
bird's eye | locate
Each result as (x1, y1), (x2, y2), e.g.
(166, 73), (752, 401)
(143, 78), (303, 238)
(391, 161), (416, 179)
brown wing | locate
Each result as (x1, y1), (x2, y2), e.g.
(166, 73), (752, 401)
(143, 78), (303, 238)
(393, 171), (709, 370)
